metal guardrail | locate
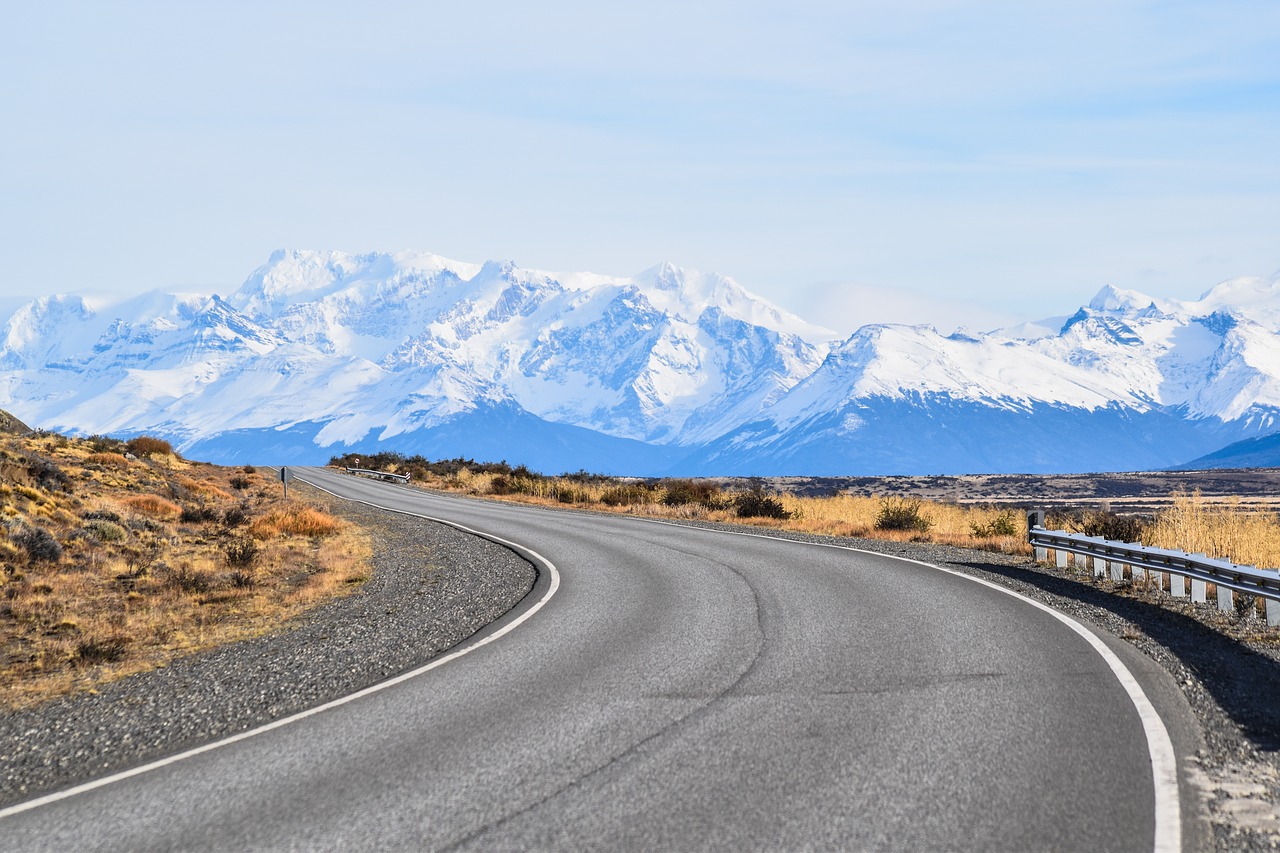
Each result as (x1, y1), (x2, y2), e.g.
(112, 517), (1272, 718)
(1026, 511), (1280, 625)
(344, 467), (410, 483)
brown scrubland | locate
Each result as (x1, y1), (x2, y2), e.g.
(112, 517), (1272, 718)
(1, 430), (369, 710)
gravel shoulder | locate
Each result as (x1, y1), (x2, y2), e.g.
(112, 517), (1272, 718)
(0, 482), (536, 808)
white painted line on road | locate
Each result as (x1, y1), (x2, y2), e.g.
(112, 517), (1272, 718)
(0, 473), (561, 822)
(632, 517), (1182, 853)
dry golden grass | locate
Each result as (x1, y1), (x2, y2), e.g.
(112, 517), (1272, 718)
(1, 433), (371, 710)
(85, 452), (131, 470)
(249, 506), (343, 539)
(394, 466), (1034, 556)
(1146, 492), (1280, 569)
(121, 494), (182, 519)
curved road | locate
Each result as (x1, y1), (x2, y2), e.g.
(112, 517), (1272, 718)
(0, 467), (1202, 851)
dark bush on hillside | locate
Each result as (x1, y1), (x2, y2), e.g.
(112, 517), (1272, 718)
(874, 497), (932, 532)
(82, 509), (124, 524)
(14, 525), (62, 563)
(229, 476), (252, 490)
(180, 505), (220, 524)
(126, 435), (174, 458)
(223, 537), (258, 569)
(27, 458), (71, 492)
(87, 434), (128, 454)
(223, 505), (249, 528)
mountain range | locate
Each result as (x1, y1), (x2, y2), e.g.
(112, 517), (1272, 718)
(3, 249), (1279, 475)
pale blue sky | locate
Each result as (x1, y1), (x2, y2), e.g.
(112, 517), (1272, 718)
(4, 1), (1278, 334)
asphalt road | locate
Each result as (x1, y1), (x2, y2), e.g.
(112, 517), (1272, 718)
(0, 467), (1203, 851)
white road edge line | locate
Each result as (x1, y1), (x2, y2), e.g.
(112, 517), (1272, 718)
(631, 516), (1182, 853)
(0, 473), (561, 822)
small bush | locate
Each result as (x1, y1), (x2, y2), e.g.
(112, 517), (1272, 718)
(87, 435), (127, 454)
(222, 505), (249, 528)
(224, 537), (258, 569)
(167, 565), (214, 593)
(229, 475), (253, 491)
(84, 520), (126, 542)
(180, 505), (220, 524)
(242, 465), (256, 474)
(661, 479), (724, 509)
(734, 480), (791, 519)
(13, 525), (62, 563)
(875, 497), (932, 532)
(82, 509), (124, 524)
(970, 510), (1020, 538)
(229, 569), (256, 589)
(122, 494), (182, 519)
(1082, 511), (1145, 543)
(75, 636), (129, 665)
(126, 435), (174, 458)
(28, 458), (70, 492)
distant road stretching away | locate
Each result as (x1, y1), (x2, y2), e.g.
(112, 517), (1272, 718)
(0, 467), (1202, 851)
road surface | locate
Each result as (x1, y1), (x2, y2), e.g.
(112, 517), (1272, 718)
(0, 467), (1203, 851)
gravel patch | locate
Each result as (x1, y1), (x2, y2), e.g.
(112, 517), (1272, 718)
(0, 483), (536, 808)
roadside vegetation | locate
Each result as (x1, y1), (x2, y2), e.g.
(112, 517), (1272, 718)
(331, 452), (1034, 555)
(2, 429), (370, 710)
(335, 452), (1280, 582)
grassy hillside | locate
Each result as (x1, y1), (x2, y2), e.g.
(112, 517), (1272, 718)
(1, 424), (370, 709)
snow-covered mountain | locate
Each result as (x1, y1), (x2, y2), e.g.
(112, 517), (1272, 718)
(0, 250), (830, 473)
(3, 251), (1280, 474)
(687, 275), (1280, 474)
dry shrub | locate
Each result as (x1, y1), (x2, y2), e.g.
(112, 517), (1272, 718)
(126, 435), (174, 458)
(122, 494), (182, 519)
(85, 452), (130, 470)
(177, 476), (231, 500)
(249, 505), (342, 539)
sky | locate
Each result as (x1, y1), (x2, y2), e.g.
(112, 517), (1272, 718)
(3, 1), (1279, 336)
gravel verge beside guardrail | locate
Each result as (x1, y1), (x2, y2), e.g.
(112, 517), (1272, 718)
(0, 483), (536, 808)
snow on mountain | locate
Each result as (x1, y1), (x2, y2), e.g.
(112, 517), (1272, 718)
(0, 250), (829, 471)
(5, 253), (1280, 474)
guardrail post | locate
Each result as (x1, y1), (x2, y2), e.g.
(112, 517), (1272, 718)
(1217, 585), (1234, 612)
(1191, 579), (1207, 603)
(1055, 548), (1068, 569)
(1028, 512), (1047, 562)
(1094, 557), (1107, 579)
(1268, 598), (1280, 627)
(1132, 564), (1146, 582)
(1111, 561), (1124, 582)
(1171, 574), (1186, 597)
